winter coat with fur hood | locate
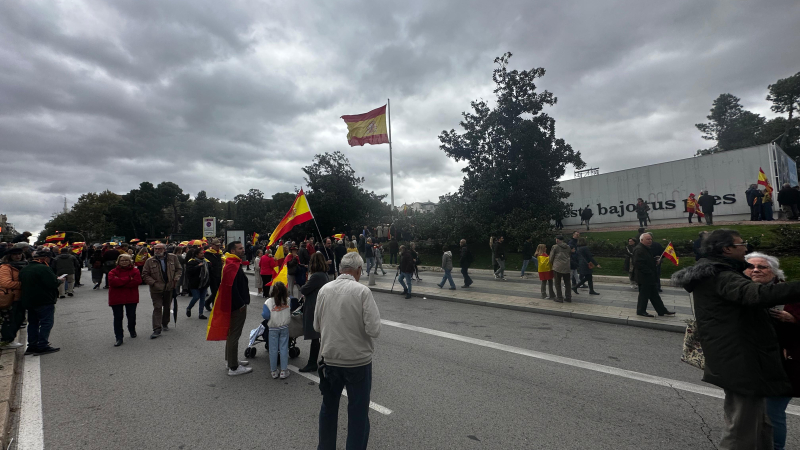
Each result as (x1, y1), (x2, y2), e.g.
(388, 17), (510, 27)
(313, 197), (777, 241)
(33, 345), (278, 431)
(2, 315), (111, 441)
(671, 256), (800, 397)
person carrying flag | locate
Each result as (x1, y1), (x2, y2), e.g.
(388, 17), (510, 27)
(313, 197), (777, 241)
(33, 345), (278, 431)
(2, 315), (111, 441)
(686, 193), (703, 223)
(632, 233), (675, 317)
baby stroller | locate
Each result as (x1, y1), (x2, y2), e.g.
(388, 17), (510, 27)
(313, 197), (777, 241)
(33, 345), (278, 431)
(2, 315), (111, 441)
(245, 296), (304, 359)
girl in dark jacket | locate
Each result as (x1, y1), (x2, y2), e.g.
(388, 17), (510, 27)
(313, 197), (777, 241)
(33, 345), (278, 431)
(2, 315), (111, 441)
(298, 252), (329, 373)
(108, 253), (141, 347)
(185, 248), (210, 320)
(574, 238), (601, 295)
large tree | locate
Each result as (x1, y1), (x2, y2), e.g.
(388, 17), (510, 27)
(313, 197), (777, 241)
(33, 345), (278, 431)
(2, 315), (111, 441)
(695, 93), (768, 153)
(767, 72), (800, 150)
(438, 52), (584, 244)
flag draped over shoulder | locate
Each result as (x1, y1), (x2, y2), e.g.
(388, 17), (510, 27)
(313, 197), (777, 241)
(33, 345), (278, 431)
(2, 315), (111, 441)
(46, 233), (66, 242)
(268, 189), (314, 246)
(268, 264), (288, 287)
(758, 167), (773, 194)
(206, 253), (241, 341)
(341, 105), (389, 146)
(662, 242), (679, 266)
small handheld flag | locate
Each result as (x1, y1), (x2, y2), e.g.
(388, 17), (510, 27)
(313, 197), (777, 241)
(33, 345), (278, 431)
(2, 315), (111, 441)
(268, 189), (314, 246)
(661, 242), (679, 266)
(757, 167), (773, 194)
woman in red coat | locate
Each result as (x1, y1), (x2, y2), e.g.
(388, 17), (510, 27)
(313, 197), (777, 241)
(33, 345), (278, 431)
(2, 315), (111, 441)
(108, 253), (141, 347)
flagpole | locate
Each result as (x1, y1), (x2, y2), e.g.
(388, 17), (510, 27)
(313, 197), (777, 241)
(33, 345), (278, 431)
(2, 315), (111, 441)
(388, 98), (395, 219)
(308, 202), (338, 275)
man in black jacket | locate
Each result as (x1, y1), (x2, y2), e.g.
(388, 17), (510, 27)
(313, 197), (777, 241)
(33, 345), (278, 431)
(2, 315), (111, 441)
(580, 205), (593, 230)
(459, 239), (473, 288)
(647, 232), (665, 292)
(672, 229), (800, 448)
(777, 183), (797, 220)
(204, 239), (223, 311)
(697, 190), (716, 225)
(398, 246), (415, 299)
(322, 238), (337, 278)
(568, 231), (580, 285)
(520, 237), (534, 278)
(745, 184), (764, 221)
(493, 236), (506, 280)
(334, 239), (347, 277)
(226, 241), (252, 376)
(632, 234), (674, 317)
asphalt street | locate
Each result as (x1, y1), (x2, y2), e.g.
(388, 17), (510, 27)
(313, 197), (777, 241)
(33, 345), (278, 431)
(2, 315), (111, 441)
(12, 272), (800, 449)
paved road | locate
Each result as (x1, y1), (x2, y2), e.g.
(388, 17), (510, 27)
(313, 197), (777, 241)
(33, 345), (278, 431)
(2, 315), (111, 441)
(12, 274), (800, 449)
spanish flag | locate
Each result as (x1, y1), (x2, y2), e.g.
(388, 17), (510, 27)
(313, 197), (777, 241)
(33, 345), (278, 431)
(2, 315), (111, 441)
(332, 233), (345, 240)
(758, 167), (773, 194)
(267, 263), (288, 287)
(268, 189), (314, 246)
(341, 105), (389, 146)
(252, 232), (259, 245)
(45, 233), (66, 242)
(206, 253), (242, 341)
(71, 242), (85, 254)
(662, 242), (679, 266)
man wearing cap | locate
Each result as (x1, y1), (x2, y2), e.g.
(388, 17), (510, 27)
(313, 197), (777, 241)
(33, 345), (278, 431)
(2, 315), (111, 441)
(20, 250), (62, 355)
(204, 239), (223, 311)
(141, 243), (182, 339)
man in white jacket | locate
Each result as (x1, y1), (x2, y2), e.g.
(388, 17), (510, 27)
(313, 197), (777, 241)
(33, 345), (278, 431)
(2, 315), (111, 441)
(314, 252), (381, 450)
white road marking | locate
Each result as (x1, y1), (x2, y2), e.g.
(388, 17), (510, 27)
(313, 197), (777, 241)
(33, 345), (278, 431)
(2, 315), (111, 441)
(287, 365), (393, 415)
(381, 319), (800, 417)
(19, 355), (44, 449)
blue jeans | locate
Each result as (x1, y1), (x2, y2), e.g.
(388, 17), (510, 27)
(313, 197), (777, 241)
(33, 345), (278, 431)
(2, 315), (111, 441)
(187, 288), (207, 316)
(365, 257), (375, 275)
(268, 328), (289, 371)
(521, 259), (530, 276)
(766, 396), (792, 449)
(438, 270), (455, 288)
(398, 272), (413, 293)
(318, 363), (372, 450)
(28, 304), (55, 350)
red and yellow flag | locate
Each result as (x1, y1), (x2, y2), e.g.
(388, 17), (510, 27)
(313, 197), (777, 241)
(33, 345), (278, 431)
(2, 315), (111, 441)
(252, 232), (259, 245)
(332, 233), (345, 240)
(206, 253), (242, 341)
(341, 105), (389, 146)
(268, 189), (314, 246)
(662, 242), (679, 266)
(45, 233), (66, 242)
(71, 242), (85, 254)
(758, 167), (773, 194)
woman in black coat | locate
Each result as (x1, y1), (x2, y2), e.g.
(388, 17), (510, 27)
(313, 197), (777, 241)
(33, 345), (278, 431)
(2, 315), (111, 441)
(622, 238), (637, 289)
(574, 238), (601, 295)
(298, 252), (329, 373)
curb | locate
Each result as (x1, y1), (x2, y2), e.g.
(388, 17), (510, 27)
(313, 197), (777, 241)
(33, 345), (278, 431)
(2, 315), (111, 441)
(368, 286), (686, 334)
(0, 344), (21, 448)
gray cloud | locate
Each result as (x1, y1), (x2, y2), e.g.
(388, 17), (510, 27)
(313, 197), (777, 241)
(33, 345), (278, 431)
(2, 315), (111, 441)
(1, 0), (798, 237)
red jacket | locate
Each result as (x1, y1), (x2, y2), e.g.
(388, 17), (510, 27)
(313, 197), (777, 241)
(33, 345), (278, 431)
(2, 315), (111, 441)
(259, 254), (277, 276)
(108, 265), (142, 306)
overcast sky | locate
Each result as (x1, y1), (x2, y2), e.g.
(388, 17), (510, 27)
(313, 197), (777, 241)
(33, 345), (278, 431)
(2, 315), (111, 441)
(1, 0), (798, 237)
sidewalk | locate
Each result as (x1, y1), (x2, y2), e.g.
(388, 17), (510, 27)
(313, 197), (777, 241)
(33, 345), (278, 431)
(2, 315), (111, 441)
(360, 266), (690, 333)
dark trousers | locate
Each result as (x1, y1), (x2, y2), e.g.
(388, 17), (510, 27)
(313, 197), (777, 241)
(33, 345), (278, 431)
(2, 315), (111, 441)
(206, 280), (220, 308)
(111, 304), (137, 339)
(688, 212), (701, 223)
(638, 217), (647, 227)
(1, 301), (25, 342)
(554, 271), (572, 300)
(636, 284), (668, 315)
(389, 252), (397, 264)
(705, 212), (713, 225)
(720, 389), (772, 449)
(226, 307), (247, 370)
(461, 266), (472, 287)
(262, 275), (272, 297)
(27, 304), (55, 350)
(296, 266), (307, 286)
(750, 205), (761, 221)
(318, 363), (372, 450)
(75, 268), (82, 285)
(578, 273), (594, 291)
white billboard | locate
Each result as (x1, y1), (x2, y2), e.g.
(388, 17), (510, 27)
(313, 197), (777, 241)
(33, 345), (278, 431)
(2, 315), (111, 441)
(203, 217), (216, 237)
(559, 144), (785, 226)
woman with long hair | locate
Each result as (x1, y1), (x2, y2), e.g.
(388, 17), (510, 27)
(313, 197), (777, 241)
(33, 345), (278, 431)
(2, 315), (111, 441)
(298, 252), (329, 372)
(263, 281), (291, 379)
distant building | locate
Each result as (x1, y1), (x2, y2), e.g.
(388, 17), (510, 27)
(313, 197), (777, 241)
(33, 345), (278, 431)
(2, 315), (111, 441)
(402, 201), (438, 214)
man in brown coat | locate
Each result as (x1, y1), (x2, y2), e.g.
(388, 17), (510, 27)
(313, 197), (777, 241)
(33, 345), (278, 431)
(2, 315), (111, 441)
(549, 236), (572, 303)
(141, 244), (183, 339)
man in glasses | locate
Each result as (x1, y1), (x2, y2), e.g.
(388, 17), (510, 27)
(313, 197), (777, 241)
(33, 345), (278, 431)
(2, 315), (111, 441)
(672, 229), (800, 448)
(142, 244), (183, 339)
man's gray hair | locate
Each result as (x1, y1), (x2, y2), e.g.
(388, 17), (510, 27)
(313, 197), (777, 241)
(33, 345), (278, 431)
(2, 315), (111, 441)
(339, 252), (364, 272)
(639, 233), (651, 241)
(745, 252), (786, 281)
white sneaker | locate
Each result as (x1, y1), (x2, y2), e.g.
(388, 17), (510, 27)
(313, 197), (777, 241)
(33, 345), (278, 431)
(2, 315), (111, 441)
(227, 366), (253, 376)
(280, 370), (290, 379)
(271, 370), (279, 379)
(225, 360), (251, 368)
(0, 342), (23, 349)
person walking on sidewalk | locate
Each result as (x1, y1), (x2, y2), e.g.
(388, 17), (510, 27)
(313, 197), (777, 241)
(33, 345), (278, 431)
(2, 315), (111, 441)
(549, 236), (572, 303)
(20, 250), (62, 355)
(493, 236), (507, 280)
(372, 243), (386, 276)
(204, 239), (223, 311)
(568, 231), (580, 286)
(698, 190), (716, 225)
(314, 251), (381, 450)
(299, 252), (330, 373)
(672, 230), (800, 449)
(633, 234), (674, 317)
(185, 248), (210, 320)
(580, 205), (594, 230)
(437, 245), (456, 290)
(635, 198), (650, 228)
(398, 246), (414, 299)
(141, 243), (182, 339)
(54, 247), (79, 298)
(624, 238), (637, 288)
(107, 253), (141, 347)
(520, 237), (534, 278)
(410, 242), (422, 281)
(535, 244), (555, 299)
(459, 239), (473, 288)
(574, 238), (601, 295)
(0, 247), (27, 349)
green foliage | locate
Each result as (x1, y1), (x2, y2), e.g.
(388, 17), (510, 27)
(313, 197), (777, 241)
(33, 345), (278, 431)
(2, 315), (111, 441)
(695, 93), (770, 154)
(38, 191), (121, 243)
(767, 72), (800, 150)
(437, 52), (584, 248)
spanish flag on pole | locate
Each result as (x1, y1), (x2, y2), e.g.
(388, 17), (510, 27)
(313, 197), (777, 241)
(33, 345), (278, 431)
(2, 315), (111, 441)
(268, 189), (314, 246)
(661, 242), (679, 266)
(252, 232), (259, 245)
(758, 167), (773, 194)
(341, 105), (389, 146)
(46, 233), (66, 242)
